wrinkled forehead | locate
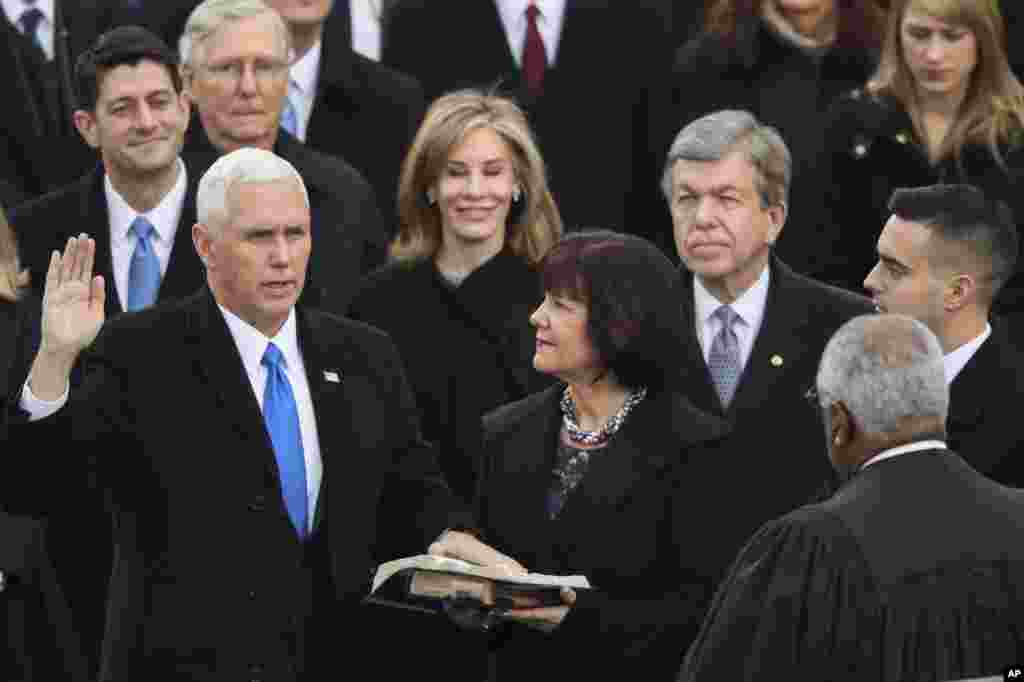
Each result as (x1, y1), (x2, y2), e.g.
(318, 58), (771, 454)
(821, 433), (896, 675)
(197, 11), (289, 64)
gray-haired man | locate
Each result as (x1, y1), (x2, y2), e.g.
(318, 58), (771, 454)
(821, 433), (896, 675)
(680, 313), (1024, 681)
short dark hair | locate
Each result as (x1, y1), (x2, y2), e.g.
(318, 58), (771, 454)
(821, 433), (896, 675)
(888, 184), (1019, 301)
(540, 230), (684, 392)
(75, 26), (182, 112)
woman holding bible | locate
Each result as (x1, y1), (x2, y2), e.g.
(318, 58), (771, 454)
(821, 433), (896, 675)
(473, 230), (731, 681)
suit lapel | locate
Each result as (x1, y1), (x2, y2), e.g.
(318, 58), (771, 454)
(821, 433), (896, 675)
(947, 324), (999, 433)
(307, 37), (356, 148)
(296, 308), (354, 533)
(728, 259), (815, 414)
(676, 270), (726, 415)
(78, 169), (123, 316)
(185, 290), (278, 484)
(156, 175), (202, 305)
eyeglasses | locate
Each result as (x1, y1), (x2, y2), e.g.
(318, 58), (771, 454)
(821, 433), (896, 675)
(196, 59), (289, 89)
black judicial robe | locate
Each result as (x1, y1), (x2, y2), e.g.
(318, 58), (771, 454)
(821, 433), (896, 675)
(679, 449), (1024, 681)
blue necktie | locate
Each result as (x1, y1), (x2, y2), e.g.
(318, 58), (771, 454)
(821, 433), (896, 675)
(126, 216), (161, 311)
(280, 95), (298, 136)
(262, 343), (308, 539)
(708, 305), (742, 408)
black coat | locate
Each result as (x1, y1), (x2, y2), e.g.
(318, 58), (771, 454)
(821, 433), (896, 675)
(0, 1), (113, 201)
(181, 119), (388, 313)
(2, 288), (467, 680)
(305, 37), (426, 233)
(947, 317), (1024, 487)
(675, 258), (875, 575)
(0, 512), (88, 682)
(662, 18), (877, 276)
(348, 250), (550, 502)
(477, 385), (731, 681)
(821, 89), (1024, 309)
(681, 449), (1024, 680)
(384, 0), (673, 243)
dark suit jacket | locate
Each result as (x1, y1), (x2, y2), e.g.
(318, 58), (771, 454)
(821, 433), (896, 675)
(477, 385), (731, 681)
(947, 318), (1024, 487)
(3, 288), (466, 680)
(181, 119), (388, 313)
(675, 257), (875, 576)
(305, 38), (425, 233)
(681, 449), (1024, 681)
(12, 163), (203, 318)
(0, 512), (88, 682)
(384, 0), (672, 242)
(0, 1), (112, 200)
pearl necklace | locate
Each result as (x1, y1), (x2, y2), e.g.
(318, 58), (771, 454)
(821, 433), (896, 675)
(560, 385), (648, 447)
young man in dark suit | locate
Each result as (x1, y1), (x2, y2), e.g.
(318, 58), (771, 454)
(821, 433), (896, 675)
(264, 0), (426, 232)
(864, 183), (1024, 487)
(383, 0), (673, 244)
(662, 109), (875, 578)
(179, 0), (387, 314)
(9, 26), (199, 673)
(681, 314), (1024, 680)
(5, 147), (519, 681)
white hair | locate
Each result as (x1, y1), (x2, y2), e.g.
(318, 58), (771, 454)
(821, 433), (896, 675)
(197, 147), (309, 233)
(816, 314), (948, 435)
(179, 0), (290, 68)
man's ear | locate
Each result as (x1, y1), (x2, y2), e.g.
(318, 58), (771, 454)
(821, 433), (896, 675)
(192, 222), (213, 269)
(829, 400), (853, 448)
(766, 201), (786, 245)
(945, 273), (976, 311)
(73, 109), (101, 149)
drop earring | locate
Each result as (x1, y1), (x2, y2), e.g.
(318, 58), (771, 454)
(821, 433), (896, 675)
(512, 187), (522, 203)
(425, 189), (436, 206)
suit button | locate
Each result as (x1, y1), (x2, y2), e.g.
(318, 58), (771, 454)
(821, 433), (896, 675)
(248, 496), (267, 512)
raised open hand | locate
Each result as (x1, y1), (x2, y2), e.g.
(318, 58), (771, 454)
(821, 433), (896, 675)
(39, 234), (106, 361)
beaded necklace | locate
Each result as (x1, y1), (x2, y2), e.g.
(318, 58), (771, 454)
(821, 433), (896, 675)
(560, 385), (648, 447)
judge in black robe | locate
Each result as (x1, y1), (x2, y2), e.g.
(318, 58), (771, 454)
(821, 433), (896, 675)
(679, 313), (1024, 681)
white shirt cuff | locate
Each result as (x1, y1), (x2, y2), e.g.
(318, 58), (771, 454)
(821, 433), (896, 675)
(19, 379), (69, 421)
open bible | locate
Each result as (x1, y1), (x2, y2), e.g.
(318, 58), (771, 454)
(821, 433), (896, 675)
(365, 554), (590, 617)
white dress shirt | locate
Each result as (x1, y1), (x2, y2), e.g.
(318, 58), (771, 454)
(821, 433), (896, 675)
(105, 158), (187, 312)
(219, 306), (323, 530)
(287, 39), (321, 143)
(860, 440), (948, 471)
(693, 265), (771, 373)
(3, 0), (54, 59)
(20, 302), (324, 532)
(496, 0), (567, 66)
(350, 0), (383, 61)
(943, 323), (991, 385)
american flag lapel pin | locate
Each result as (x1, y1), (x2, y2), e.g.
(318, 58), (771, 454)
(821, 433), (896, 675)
(323, 370), (341, 383)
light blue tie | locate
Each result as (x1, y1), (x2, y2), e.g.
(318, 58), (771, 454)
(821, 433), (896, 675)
(280, 95), (298, 136)
(708, 305), (742, 408)
(262, 343), (309, 539)
(126, 216), (161, 311)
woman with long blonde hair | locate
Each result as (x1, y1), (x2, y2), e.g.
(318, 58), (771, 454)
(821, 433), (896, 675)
(348, 89), (562, 502)
(822, 0), (1024, 310)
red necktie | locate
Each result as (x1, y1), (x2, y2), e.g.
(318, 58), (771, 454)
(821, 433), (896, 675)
(522, 3), (547, 97)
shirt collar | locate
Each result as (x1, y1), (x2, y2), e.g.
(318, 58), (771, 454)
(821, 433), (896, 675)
(3, 0), (53, 26)
(218, 304), (301, 381)
(104, 158), (187, 243)
(943, 323), (991, 385)
(694, 263), (771, 328)
(289, 38), (322, 97)
(496, 0), (567, 30)
(860, 440), (948, 470)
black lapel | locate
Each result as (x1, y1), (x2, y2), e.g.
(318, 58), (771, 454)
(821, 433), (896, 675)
(327, 0), (353, 52)
(156, 170), (203, 305)
(185, 289), (279, 484)
(295, 308), (355, 533)
(77, 168), (123, 316)
(728, 258), (816, 414)
(675, 268), (724, 415)
(947, 324), (1001, 433)
(307, 36), (358, 148)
